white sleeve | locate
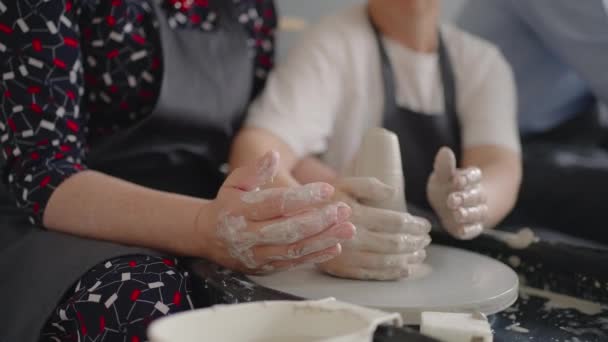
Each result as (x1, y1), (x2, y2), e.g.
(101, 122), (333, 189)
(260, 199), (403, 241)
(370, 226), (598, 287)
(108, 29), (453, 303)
(245, 21), (347, 158)
(458, 47), (521, 154)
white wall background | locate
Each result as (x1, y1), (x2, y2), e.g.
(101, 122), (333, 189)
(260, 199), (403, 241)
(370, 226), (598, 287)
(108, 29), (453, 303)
(275, 0), (467, 58)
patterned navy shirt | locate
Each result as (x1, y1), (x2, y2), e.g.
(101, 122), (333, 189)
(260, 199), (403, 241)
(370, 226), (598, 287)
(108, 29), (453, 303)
(0, 0), (276, 224)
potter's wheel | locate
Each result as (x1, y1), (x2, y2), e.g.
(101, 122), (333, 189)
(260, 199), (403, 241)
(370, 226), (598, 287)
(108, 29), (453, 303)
(250, 245), (518, 324)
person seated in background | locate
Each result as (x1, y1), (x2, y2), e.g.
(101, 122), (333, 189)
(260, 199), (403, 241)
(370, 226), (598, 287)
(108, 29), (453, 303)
(458, 0), (608, 243)
(230, 0), (522, 279)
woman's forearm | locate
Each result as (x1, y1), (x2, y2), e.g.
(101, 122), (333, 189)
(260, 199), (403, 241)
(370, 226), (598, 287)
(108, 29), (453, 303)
(462, 146), (522, 228)
(44, 170), (208, 257)
(292, 156), (338, 184)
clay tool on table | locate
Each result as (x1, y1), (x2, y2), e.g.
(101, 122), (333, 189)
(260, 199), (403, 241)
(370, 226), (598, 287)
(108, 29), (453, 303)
(482, 227), (539, 249)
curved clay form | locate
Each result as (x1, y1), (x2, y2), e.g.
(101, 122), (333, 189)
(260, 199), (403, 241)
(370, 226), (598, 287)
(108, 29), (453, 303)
(347, 127), (407, 212)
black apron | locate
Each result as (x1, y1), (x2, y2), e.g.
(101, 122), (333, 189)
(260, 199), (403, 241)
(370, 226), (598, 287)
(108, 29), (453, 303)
(0, 1), (253, 341)
(370, 19), (461, 211)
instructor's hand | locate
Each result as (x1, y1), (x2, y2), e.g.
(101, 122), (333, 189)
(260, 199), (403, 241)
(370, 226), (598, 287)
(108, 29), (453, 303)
(318, 177), (431, 280)
(197, 151), (355, 274)
(427, 147), (487, 240)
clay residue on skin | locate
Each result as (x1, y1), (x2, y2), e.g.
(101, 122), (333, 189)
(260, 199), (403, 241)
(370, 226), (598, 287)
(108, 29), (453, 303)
(216, 203), (346, 270)
(217, 214), (258, 268)
(268, 238), (340, 261)
(298, 238), (341, 258)
(255, 151), (279, 187)
(241, 182), (330, 209)
(258, 204), (342, 244)
(520, 286), (606, 315)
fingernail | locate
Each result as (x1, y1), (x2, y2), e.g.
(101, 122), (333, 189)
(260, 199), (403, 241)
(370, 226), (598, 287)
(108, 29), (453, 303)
(334, 223), (356, 239)
(318, 183), (334, 199)
(336, 202), (352, 221)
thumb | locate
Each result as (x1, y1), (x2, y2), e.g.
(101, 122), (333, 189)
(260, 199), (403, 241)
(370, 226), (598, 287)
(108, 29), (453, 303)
(338, 177), (395, 202)
(433, 147), (457, 182)
(224, 151), (280, 191)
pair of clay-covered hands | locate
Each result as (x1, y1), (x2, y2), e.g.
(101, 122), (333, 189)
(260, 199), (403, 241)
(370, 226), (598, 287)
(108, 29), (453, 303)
(319, 147), (487, 280)
(207, 147), (485, 280)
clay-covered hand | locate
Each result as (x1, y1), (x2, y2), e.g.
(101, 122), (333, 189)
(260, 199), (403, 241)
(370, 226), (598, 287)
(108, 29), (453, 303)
(427, 147), (487, 240)
(318, 177), (431, 280)
(197, 151), (356, 274)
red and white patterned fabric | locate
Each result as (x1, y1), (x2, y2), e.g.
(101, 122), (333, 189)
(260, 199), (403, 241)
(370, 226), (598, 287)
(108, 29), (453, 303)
(39, 255), (194, 342)
(0, 0), (276, 224)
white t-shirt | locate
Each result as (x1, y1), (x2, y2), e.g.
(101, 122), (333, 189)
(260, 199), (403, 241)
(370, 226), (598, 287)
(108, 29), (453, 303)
(246, 4), (520, 173)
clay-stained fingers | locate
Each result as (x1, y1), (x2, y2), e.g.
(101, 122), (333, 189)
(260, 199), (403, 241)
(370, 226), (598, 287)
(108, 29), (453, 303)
(336, 177), (395, 202)
(452, 205), (487, 225)
(256, 244), (343, 274)
(447, 187), (486, 209)
(346, 228), (431, 253)
(447, 223), (484, 240)
(241, 182), (334, 220)
(337, 249), (427, 269)
(452, 167), (482, 190)
(224, 151), (280, 191)
(254, 222), (355, 263)
(254, 202), (351, 245)
(459, 223), (484, 240)
(353, 205), (431, 235)
(319, 262), (410, 281)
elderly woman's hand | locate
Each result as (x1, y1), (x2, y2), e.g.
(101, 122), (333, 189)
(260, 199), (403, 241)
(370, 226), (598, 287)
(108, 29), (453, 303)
(318, 177), (431, 280)
(196, 151), (356, 274)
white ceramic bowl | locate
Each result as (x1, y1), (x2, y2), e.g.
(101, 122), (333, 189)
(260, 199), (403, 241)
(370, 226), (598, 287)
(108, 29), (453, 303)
(148, 299), (402, 342)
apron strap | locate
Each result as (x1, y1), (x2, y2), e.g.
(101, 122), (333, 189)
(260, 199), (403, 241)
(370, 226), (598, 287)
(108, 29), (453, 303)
(368, 14), (398, 120)
(368, 14), (461, 156)
(437, 34), (462, 156)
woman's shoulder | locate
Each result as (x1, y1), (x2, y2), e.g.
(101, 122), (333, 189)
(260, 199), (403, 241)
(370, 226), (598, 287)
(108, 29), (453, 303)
(302, 3), (373, 43)
(441, 23), (512, 82)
